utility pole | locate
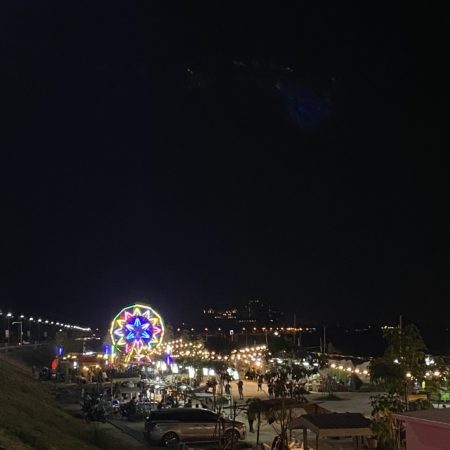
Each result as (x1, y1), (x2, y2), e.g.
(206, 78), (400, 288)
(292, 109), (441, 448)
(323, 325), (327, 354)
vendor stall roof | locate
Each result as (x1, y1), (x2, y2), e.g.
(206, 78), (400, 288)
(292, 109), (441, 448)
(289, 412), (372, 436)
(394, 409), (450, 429)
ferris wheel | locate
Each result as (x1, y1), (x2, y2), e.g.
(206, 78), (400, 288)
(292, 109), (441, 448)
(110, 303), (164, 362)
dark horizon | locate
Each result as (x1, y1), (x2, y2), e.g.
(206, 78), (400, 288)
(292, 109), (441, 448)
(2, 3), (448, 327)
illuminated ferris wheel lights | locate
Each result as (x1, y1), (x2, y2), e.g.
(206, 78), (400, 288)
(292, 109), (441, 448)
(110, 303), (164, 362)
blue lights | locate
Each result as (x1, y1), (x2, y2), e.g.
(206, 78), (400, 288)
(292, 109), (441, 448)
(124, 315), (153, 344)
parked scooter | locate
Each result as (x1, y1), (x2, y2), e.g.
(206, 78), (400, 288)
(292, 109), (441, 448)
(120, 398), (137, 420)
(82, 395), (107, 422)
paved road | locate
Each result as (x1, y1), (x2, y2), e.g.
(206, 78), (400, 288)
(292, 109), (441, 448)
(111, 418), (252, 449)
(228, 380), (374, 449)
(73, 380), (374, 450)
(109, 419), (150, 448)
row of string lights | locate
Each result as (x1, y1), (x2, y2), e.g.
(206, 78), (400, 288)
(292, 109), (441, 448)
(159, 338), (267, 363)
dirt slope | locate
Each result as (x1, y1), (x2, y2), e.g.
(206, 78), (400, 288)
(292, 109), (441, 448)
(0, 352), (121, 450)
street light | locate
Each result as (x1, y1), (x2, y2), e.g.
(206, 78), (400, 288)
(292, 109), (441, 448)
(12, 321), (23, 345)
(6, 313), (13, 345)
(37, 318), (42, 342)
(28, 317), (34, 341)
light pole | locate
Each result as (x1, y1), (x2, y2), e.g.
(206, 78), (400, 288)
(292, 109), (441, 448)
(12, 321), (23, 345)
(6, 313), (12, 345)
(28, 317), (34, 341)
(37, 318), (42, 342)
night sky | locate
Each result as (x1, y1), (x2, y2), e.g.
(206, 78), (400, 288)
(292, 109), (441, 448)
(1, 3), (448, 328)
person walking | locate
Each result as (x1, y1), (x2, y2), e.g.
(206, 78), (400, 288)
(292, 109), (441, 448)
(225, 381), (231, 395)
(268, 382), (274, 398)
(237, 379), (244, 400)
(257, 375), (263, 392)
(247, 406), (256, 433)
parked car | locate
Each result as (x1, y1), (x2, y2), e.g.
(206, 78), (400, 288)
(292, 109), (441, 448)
(144, 408), (246, 446)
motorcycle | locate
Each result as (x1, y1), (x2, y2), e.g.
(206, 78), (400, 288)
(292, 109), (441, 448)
(82, 402), (107, 422)
(120, 400), (137, 421)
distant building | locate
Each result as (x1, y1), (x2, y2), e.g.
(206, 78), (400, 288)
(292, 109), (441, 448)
(202, 307), (237, 320)
(203, 299), (283, 327)
(238, 299), (283, 326)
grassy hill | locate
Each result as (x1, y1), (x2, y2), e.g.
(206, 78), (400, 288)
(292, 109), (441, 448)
(0, 348), (123, 450)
